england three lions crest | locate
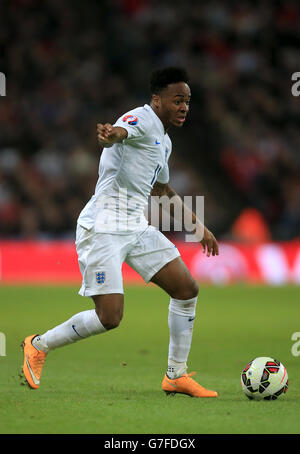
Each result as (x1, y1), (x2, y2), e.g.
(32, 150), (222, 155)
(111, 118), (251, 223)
(96, 271), (106, 284)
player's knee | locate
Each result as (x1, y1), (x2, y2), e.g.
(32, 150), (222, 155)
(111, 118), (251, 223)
(184, 282), (199, 300)
(93, 294), (124, 331)
(173, 279), (199, 300)
(100, 314), (122, 331)
(191, 280), (199, 298)
(102, 319), (121, 330)
(95, 309), (123, 331)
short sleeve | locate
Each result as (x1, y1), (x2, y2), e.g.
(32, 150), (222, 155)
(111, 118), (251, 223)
(156, 139), (172, 184)
(156, 163), (169, 184)
(113, 111), (150, 140)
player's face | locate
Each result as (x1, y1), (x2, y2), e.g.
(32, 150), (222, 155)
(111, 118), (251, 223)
(154, 82), (191, 129)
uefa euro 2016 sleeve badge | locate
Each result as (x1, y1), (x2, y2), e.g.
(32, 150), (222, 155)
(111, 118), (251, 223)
(96, 271), (106, 284)
(122, 114), (139, 125)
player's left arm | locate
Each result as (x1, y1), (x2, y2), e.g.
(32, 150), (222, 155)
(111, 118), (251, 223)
(151, 182), (219, 257)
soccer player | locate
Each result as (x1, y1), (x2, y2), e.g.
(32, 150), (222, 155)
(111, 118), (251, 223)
(21, 67), (219, 397)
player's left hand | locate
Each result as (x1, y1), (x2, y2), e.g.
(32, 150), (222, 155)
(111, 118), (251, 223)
(200, 227), (219, 257)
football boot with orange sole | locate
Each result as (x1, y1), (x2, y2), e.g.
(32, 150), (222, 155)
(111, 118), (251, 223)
(20, 334), (47, 389)
(162, 371), (218, 398)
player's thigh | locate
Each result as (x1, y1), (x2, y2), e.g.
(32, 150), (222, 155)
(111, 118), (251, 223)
(92, 293), (124, 330)
(126, 227), (198, 299)
(126, 226), (180, 286)
(150, 256), (199, 300)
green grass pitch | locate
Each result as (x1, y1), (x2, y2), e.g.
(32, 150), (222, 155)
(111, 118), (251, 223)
(0, 284), (300, 434)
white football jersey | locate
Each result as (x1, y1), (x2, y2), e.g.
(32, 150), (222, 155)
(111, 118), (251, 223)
(77, 104), (172, 233)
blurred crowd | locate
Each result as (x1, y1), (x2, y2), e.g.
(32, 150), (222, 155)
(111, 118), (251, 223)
(0, 0), (299, 241)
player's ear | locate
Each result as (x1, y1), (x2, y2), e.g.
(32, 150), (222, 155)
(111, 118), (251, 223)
(152, 94), (161, 109)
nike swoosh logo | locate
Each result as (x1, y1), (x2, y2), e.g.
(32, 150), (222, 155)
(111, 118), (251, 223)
(188, 317), (195, 322)
(72, 324), (84, 338)
(155, 140), (160, 145)
(166, 379), (178, 389)
(26, 355), (40, 385)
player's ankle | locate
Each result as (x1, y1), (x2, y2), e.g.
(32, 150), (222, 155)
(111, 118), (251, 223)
(167, 360), (187, 379)
(32, 335), (49, 354)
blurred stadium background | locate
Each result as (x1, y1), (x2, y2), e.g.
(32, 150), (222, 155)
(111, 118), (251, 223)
(0, 0), (300, 285)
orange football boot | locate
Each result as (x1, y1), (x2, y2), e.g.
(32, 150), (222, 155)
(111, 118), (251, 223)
(162, 372), (218, 398)
(20, 334), (47, 389)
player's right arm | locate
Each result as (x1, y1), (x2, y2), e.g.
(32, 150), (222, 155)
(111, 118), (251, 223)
(97, 123), (128, 148)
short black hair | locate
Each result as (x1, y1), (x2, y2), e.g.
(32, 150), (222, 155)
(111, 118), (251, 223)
(150, 67), (189, 94)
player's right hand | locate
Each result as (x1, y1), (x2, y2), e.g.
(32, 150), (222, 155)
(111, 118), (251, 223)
(97, 123), (116, 146)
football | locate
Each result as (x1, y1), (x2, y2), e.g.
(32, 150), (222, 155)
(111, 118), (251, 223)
(241, 357), (288, 400)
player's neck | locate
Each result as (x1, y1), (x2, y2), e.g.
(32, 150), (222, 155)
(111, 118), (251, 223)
(150, 102), (169, 132)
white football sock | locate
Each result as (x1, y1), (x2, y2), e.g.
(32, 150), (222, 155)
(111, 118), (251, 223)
(167, 296), (197, 379)
(32, 309), (106, 352)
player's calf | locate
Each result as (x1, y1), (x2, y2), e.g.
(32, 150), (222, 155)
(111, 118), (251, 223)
(167, 296), (197, 379)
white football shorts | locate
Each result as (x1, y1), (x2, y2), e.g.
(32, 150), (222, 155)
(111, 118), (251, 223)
(75, 224), (180, 296)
